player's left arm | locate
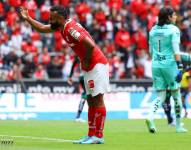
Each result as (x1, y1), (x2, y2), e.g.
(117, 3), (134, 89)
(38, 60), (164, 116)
(172, 27), (183, 82)
(171, 27), (191, 67)
(172, 27), (181, 62)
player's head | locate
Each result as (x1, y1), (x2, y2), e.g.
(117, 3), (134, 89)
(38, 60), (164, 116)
(158, 6), (177, 26)
(49, 5), (70, 30)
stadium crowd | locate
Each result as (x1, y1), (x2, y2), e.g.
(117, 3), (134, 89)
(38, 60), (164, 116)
(0, 0), (190, 81)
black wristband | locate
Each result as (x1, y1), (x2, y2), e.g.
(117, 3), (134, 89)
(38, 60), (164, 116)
(176, 61), (183, 70)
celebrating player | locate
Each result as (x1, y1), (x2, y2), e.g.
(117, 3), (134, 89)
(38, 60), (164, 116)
(19, 6), (110, 144)
(146, 6), (187, 133)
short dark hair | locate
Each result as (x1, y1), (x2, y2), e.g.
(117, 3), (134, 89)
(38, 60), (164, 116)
(158, 6), (174, 26)
(50, 5), (70, 19)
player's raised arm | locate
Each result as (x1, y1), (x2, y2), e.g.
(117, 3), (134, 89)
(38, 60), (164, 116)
(19, 7), (53, 33)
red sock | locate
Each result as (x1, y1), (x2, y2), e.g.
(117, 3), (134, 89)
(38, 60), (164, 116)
(95, 106), (106, 138)
(88, 107), (96, 137)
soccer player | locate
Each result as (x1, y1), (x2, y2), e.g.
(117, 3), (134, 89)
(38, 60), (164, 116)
(67, 56), (86, 123)
(19, 6), (110, 144)
(146, 6), (188, 133)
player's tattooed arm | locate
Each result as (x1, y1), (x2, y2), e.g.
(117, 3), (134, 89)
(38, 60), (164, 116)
(18, 7), (53, 33)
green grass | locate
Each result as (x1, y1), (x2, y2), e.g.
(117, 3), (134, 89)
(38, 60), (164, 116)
(0, 119), (190, 150)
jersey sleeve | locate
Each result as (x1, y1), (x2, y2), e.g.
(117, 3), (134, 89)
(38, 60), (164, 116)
(172, 26), (181, 54)
(68, 25), (86, 43)
(172, 26), (180, 43)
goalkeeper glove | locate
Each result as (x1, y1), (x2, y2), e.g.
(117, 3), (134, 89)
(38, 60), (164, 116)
(175, 61), (183, 83)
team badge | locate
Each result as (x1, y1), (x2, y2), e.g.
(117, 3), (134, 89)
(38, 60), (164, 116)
(68, 28), (80, 40)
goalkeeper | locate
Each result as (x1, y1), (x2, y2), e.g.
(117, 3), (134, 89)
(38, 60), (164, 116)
(146, 6), (187, 133)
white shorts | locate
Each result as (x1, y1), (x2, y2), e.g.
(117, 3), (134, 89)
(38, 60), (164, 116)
(83, 63), (110, 97)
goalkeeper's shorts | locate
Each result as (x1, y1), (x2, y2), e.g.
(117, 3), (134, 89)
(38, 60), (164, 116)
(152, 67), (180, 91)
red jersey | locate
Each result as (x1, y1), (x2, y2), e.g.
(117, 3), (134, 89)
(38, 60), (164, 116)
(61, 19), (107, 71)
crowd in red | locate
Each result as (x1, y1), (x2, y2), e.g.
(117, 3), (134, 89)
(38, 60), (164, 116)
(0, 0), (190, 81)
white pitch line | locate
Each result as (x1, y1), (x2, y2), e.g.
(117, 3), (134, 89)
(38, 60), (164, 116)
(0, 135), (74, 143)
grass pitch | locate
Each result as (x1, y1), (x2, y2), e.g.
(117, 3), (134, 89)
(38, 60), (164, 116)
(0, 119), (190, 150)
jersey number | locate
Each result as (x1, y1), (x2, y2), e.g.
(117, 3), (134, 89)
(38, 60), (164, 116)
(158, 40), (161, 52)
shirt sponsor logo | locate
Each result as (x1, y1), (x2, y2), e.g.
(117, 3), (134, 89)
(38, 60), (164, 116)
(154, 55), (166, 61)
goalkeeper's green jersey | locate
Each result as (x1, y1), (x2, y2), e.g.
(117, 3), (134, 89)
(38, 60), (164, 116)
(149, 24), (180, 68)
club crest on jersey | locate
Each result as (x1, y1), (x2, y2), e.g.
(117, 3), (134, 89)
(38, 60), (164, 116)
(88, 80), (94, 94)
(68, 28), (80, 40)
(88, 80), (95, 89)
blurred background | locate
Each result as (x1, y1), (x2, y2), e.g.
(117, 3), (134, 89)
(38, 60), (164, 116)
(0, 0), (191, 120)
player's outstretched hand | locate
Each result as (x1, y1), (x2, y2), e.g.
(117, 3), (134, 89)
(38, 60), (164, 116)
(18, 7), (29, 20)
(67, 77), (73, 85)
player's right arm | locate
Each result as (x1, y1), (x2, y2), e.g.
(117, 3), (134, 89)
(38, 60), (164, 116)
(19, 7), (53, 33)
